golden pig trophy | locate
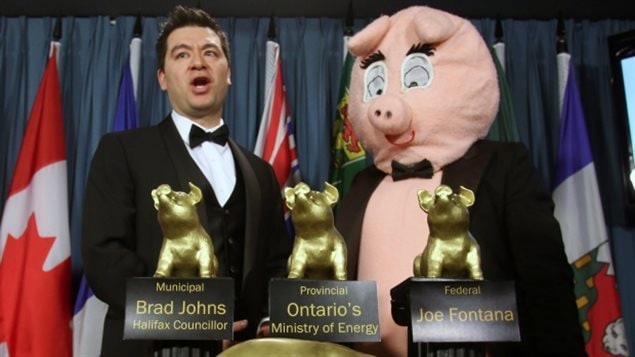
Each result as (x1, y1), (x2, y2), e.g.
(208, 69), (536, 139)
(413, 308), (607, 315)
(413, 185), (483, 280)
(152, 182), (219, 278)
(284, 182), (347, 280)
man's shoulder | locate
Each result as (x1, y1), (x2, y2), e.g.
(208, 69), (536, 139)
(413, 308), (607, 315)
(92, 124), (171, 163)
(98, 123), (164, 146)
(468, 139), (532, 166)
(473, 139), (527, 154)
(230, 140), (271, 167)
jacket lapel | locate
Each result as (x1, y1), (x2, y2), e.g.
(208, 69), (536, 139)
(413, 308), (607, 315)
(158, 116), (213, 231)
(228, 139), (260, 288)
(441, 140), (492, 196)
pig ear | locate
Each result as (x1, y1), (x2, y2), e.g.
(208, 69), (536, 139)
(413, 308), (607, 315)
(295, 182), (311, 195)
(412, 7), (460, 44)
(348, 15), (390, 57)
(188, 182), (202, 204)
(458, 186), (475, 207)
(417, 189), (435, 213)
(284, 187), (296, 210)
(323, 181), (339, 206)
(151, 189), (160, 210)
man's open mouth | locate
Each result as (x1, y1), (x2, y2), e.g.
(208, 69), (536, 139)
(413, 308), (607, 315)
(191, 76), (210, 89)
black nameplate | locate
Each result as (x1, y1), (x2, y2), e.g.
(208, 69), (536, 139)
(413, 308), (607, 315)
(124, 277), (234, 340)
(406, 278), (520, 342)
(269, 278), (380, 342)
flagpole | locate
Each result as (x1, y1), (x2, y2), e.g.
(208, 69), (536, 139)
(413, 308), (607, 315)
(492, 15), (505, 72)
(254, 16), (278, 157)
(556, 15), (570, 115)
(486, 16), (520, 143)
(51, 17), (62, 68)
(343, 1), (353, 63)
(129, 14), (142, 101)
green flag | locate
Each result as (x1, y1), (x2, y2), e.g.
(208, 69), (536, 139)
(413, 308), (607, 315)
(330, 52), (367, 196)
(486, 46), (520, 142)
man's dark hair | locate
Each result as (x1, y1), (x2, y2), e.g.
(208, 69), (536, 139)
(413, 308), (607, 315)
(156, 5), (231, 70)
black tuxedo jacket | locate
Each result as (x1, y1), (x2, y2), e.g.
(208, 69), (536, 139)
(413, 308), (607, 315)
(336, 140), (586, 356)
(82, 117), (292, 356)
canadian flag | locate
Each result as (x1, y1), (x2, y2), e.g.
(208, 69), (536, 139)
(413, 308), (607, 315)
(0, 44), (72, 357)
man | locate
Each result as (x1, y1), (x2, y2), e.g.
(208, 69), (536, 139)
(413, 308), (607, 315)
(82, 6), (291, 356)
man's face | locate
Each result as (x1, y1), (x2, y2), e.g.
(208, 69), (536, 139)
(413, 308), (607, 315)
(157, 26), (231, 122)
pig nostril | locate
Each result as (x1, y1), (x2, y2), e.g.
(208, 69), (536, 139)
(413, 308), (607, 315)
(374, 110), (381, 117)
(386, 111), (392, 119)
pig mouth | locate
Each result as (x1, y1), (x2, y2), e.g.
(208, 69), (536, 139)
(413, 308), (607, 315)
(386, 130), (416, 147)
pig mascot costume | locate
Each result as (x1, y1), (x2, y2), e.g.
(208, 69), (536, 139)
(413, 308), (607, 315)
(336, 6), (585, 356)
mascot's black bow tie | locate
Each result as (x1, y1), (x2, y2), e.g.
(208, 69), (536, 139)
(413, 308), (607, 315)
(391, 159), (434, 181)
(189, 124), (229, 148)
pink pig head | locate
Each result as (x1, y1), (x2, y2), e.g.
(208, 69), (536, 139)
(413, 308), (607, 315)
(348, 6), (500, 174)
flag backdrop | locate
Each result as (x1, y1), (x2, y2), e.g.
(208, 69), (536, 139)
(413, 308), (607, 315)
(254, 40), (301, 192)
(111, 58), (140, 132)
(72, 38), (141, 357)
(0, 44), (72, 357)
(553, 59), (627, 357)
(330, 51), (367, 197)
(486, 44), (520, 143)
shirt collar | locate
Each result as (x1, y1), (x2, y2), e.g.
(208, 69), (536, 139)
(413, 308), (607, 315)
(171, 110), (226, 146)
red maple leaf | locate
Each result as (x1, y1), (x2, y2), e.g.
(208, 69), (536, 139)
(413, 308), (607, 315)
(0, 214), (71, 357)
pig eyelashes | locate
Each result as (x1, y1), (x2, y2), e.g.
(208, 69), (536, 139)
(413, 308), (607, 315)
(360, 50), (386, 69)
(360, 44), (433, 69)
(406, 43), (436, 57)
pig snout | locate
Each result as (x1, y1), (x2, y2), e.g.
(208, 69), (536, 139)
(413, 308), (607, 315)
(367, 95), (414, 146)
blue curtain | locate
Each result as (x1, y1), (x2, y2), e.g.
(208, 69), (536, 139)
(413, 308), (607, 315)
(1, 15), (634, 348)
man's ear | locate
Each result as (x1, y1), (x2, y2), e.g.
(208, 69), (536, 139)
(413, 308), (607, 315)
(227, 68), (232, 86)
(157, 68), (167, 90)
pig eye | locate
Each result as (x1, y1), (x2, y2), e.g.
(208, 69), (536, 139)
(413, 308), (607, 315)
(401, 53), (433, 92)
(363, 61), (388, 102)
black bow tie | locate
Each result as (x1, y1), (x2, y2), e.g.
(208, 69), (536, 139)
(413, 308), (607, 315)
(189, 124), (229, 148)
(391, 159), (434, 181)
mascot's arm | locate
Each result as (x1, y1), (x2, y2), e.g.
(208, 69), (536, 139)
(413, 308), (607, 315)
(502, 143), (585, 356)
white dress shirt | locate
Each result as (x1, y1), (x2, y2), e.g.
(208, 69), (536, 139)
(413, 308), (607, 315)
(171, 111), (236, 206)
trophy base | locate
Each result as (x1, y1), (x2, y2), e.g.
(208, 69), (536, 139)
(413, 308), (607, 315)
(268, 278), (380, 342)
(124, 277), (234, 341)
(391, 277), (519, 357)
